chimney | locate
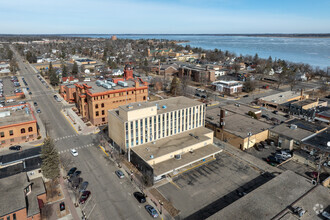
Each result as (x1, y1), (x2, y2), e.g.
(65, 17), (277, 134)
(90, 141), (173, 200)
(220, 109), (225, 129)
(300, 89), (303, 100)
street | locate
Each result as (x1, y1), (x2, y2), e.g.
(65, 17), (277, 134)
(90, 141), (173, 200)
(11, 47), (152, 220)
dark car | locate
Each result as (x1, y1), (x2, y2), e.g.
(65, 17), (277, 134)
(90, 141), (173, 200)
(145, 205), (158, 218)
(79, 181), (89, 192)
(201, 95), (207, 99)
(133, 192), (146, 203)
(67, 167), (77, 176)
(34, 102), (37, 106)
(243, 95), (249, 98)
(9, 145), (22, 151)
(195, 93), (200, 97)
(266, 156), (282, 164)
(59, 202), (65, 211)
(115, 170), (125, 179)
(79, 191), (91, 204)
(72, 170), (82, 178)
(29, 92), (32, 95)
(71, 177), (83, 189)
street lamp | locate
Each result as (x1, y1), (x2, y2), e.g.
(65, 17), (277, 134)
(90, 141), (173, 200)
(159, 200), (164, 216)
(247, 132), (252, 150)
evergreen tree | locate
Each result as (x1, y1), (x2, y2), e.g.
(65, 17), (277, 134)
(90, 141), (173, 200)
(72, 61), (78, 74)
(62, 63), (68, 77)
(170, 76), (181, 96)
(41, 137), (60, 180)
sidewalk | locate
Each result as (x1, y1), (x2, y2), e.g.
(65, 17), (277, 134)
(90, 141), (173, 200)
(59, 175), (83, 220)
(61, 108), (99, 135)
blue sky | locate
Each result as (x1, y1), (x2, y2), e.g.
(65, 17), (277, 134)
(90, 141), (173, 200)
(1, 0), (330, 34)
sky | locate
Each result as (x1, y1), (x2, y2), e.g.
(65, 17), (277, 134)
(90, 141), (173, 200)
(0, 0), (330, 34)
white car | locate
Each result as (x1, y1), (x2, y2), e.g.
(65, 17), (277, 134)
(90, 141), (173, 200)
(70, 149), (78, 157)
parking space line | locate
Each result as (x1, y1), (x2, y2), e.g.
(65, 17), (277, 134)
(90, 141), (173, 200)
(169, 180), (181, 190)
(172, 157), (217, 178)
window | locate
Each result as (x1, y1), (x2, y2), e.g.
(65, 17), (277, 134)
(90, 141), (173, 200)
(28, 127), (33, 132)
(7, 216), (10, 220)
(102, 117), (105, 122)
(1, 140), (5, 144)
(10, 138), (14, 142)
(96, 111), (99, 116)
(9, 130), (13, 136)
(102, 110), (105, 115)
(101, 103), (104, 108)
(21, 128), (25, 134)
(95, 104), (99, 109)
(29, 135), (34, 139)
(13, 214), (16, 220)
(0, 132), (4, 137)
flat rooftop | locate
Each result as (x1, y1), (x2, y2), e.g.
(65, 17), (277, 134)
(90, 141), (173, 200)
(0, 173), (28, 217)
(0, 105), (35, 127)
(223, 104), (261, 116)
(303, 128), (330, 153)
(260, 91), (302, 104)
(76, 80), (144, 94)
(152, 144), (221, 176)
(207, 170), (313, 220)
(291, 99), (318, 107)
(132, 126), (213, 162)
(119, 96), (202, 114)
(288, 118), (327, 132)
(270, 123), (314, 141)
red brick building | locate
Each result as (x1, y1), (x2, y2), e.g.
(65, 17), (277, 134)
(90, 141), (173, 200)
(0, 173), (46, 220)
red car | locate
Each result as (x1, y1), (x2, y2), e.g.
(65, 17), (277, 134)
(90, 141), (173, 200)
(79, 191), (91, 204)
(310, 171), (318, 179)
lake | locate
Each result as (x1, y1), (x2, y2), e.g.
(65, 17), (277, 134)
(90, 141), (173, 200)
(67, 34), (330, 68)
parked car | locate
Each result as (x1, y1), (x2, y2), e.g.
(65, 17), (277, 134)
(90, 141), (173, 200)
(72, 170), (82, 178)
(29, 92), (32, 95)
(67, 167), (77, 176)
(71, 177), (83, 188)
(310, 171), (318, 179)
(9, 145), (22, 151)
(266, 156), (282, 164)
(34, 102), (37, 106)
(275, 153), (290, 161)
(79, 181), (89, 192)
(79, 191), (91, 204)
(36, 109), (41, 113)
(243, 95), (249, 98)
(115, 170), (125, 179)
(70, 149), (78, 157)
(19, 101), (26, 104)
(133, 192), (146, 203)
(59, 202), (65, 211)
(145, 205), (158, 218)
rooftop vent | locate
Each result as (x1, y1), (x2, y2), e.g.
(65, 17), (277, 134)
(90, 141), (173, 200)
(138, 104), (141, 106)
(162, 105), (167, 109)
(127, 105), (133, 109)
(150, 155), (154, 159)
(290, 124), (297, 130)
(174, 154), (181, 160)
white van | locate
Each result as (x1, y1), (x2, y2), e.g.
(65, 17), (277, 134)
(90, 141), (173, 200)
(6, 99), (15, 103)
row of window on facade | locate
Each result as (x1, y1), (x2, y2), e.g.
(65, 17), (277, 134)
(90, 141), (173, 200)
(0, 213), (17, 220)
(0, 127), (34, 138)
(125, 105), (205, 147)
(0, 134), (35, 145)
(92, 89), (146, 101)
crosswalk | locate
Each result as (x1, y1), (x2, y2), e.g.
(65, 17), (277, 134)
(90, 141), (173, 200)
(58, 143), (94, 154)
(54, 134), (79, 141)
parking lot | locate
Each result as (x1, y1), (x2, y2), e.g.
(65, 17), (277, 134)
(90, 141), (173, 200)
(157, 153), (274, 219)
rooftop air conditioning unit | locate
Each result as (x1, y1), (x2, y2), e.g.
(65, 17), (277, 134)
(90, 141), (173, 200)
(174, 154), (181, 160)
(290, 124), (297, 130)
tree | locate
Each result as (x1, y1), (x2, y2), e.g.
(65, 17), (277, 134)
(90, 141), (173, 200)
(41, 137), (60, 180)
(170, 76), (181, 96)
(72, 61), (78, 74)
(62, 63), (68, 77)
(232, 63), (240, 76)
(243, 79), (256, 93)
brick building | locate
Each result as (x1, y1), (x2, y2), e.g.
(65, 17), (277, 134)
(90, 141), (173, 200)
(211, 81), (243, 95)
(178, 65), (216, 83)
(75, 65), (149, 126)
(0, 173), (46, 220)
(0, 104), (38, 148)
(59, 84), (76, 103)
